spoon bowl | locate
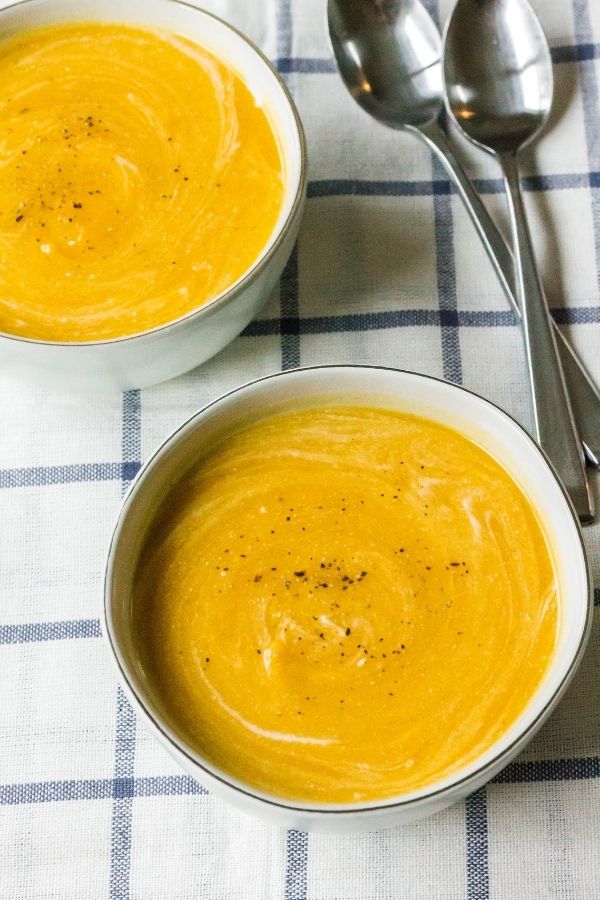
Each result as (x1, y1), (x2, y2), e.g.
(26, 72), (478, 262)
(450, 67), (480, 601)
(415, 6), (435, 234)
(444, 0), (553, 152)
(327, 0), (442, 128)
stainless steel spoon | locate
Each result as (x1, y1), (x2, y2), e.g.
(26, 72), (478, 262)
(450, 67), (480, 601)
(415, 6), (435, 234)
(327, 0), (600, 470)
(443, 0), (593, 522)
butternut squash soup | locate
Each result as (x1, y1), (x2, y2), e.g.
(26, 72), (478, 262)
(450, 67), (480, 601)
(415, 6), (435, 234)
(133, 407), (558, 803)
(0, 23), (284, 341)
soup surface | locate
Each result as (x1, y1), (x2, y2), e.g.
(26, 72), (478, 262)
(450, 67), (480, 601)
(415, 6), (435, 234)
(133, 407), (558, 803)
(0, 23), (284, 341)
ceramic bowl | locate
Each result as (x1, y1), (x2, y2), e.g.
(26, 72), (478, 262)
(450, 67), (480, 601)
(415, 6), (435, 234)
(103, 366), (592, 832)
(0, 0), (306, 391)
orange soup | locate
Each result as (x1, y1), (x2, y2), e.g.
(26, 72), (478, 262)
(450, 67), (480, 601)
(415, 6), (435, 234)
(0, 23), (284, 341)
(133, 407), (558, 803)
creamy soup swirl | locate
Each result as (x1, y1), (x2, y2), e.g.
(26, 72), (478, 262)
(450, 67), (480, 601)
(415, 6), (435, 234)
(0, 23), (283, 341)
(133, 408), (558, 804)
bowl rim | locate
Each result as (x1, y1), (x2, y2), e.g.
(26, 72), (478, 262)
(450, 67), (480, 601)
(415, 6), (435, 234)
(103, 364), (594, 815)
(0, 0), (307, 348)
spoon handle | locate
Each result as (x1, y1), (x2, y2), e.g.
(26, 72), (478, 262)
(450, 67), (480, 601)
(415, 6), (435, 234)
(417, 120), (600, 470)
(500, 152), (593, 523)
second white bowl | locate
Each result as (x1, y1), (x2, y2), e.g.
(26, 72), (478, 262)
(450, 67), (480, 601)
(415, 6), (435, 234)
(103, 366), (592, 831)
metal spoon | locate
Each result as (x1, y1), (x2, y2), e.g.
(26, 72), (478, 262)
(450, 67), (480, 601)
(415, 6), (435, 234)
(443, 0), (593, 522)
(327, 0), (600, 470)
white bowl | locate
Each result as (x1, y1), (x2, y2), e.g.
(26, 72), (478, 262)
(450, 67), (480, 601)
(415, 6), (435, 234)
(0, 0), (306, 391)
(103, 366), (593, 832)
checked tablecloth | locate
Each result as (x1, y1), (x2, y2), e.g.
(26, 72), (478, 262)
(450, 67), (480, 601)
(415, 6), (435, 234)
(1, 0), (600, 897)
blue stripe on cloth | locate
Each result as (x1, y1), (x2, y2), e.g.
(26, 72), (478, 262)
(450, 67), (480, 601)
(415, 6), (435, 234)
(1, 757), (598, 806)
(276, 0), (300, 373)
(0, 461), (139, 489)
(121, 390), (141, 494)
(285, 830), (309, 900)
(552, 305), (600, 325)
(572, 0), (600, 294)
(307, 173), (599, 198)
(274, 44), (600, 73)
(109, 688), (137, 900)
(494, 756), (600, 783)
(432, 156), (462, 383)
(280, 243), (301, 369)
(109, 389), (142, 900)
(551, 42), (600, 63)
(249, 309), (461, 336)
(276, 0), (292, 60)
(465, 789), (490, 900)
(244, 304), (599, 338)
(0, 775), (208, 806)
(132, 775), (208, 798)
(0, 618), (101, 645)
(245, 308), (509, 337)
(1, 779), (115, 805)
(276, 57), (336, 74)
(309, 178), (452, 197)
